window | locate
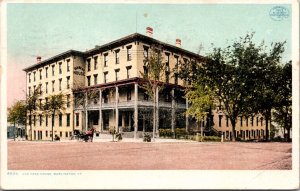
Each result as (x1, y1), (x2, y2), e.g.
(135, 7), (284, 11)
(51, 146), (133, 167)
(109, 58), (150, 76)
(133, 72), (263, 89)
(246, 117), (248, 127)
(33, 72), (36, 82)
(143, 46), (149, 58)
(28, 87), (31, 96)
(87, 76), (91, 86)
(33, 115), (36, 126)
(45, 82), (48, 93)
(39, 99), (42, 108)
(127, 46), (132, 61)
(59, 78), (62, 91)
(165, 53), (170, 68)
(226, 116), (229, 127)
(240, 116), (243, 127)
(39, 69), (42, 80)
(60, 131), (62, 137)
(67, 94), (70, 107)
(45, 67), (48, 78)
(94, 57), (98, 70)
(67, 59), (70, 72)
(104, 72), (108, 83)
(59, 114), (62, 127)
(251, 116), (254, 126)
(219, 115), (222, 127)
(66, 113), (70, 127)
(104, 53), (108, 67)
(87, 59), (91, 71)
(52, 65), (55, 76)
(52, 80), (55, 92)
(59, 62), (62, 74)
(144, 92), (149, 101)
(143, 66), (148, 77)
(39, 115), (42, 126)
(256, 117), (259, 126)
(28, 73), (31, 83)
(115, 69), (120, 81)
(45, 115), (48, 127)
(93, 74), (98, 85)
(39, 84), (42, 94)
(76, 113), (79, 126)
(65, 132), (68, 138)
(127, 89), (131, 101)
(46, 131), (48, 137)
(165, 71), (170, 83)
(174, 73), (178, 85)
(66, 76), (70, 89)
(115, 50), (120, 64)
(175, 56), (179, 71)
(126, 66), (132, 79)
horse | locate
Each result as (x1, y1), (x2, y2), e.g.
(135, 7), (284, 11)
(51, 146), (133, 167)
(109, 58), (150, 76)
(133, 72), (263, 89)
(84, 128), (95, 142)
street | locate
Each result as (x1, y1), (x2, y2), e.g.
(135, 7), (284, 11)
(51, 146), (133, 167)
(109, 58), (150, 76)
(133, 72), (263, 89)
(8, 141), (292, 170)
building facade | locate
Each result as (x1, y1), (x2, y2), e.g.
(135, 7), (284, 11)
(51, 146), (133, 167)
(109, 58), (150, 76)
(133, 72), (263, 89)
(23, 28), (267, 141)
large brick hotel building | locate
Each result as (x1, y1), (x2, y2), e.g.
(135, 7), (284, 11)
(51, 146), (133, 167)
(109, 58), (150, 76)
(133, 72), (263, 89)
(23, 27), (267, 141)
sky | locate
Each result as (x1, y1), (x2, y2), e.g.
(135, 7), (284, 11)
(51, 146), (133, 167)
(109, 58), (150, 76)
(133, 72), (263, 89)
(6, 3), (292, 107)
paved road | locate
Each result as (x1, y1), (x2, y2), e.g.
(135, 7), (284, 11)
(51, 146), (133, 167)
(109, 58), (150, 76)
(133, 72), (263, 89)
(8, 141), (292, 170)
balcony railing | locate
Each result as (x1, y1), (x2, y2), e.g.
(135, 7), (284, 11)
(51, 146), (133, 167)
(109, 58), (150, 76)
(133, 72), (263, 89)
(75, 100), (186, 110)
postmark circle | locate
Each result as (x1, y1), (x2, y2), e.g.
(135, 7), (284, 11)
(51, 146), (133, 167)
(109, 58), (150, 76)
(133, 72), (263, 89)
(269, 6), (289, 21)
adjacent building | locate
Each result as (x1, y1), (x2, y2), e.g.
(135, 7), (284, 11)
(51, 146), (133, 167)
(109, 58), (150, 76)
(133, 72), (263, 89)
(23, 28), (267, 141)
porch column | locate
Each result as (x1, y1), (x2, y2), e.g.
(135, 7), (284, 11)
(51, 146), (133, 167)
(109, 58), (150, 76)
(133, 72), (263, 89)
(185, 96), (189, 132)
(115, 86), (119, 132)
(85, 92), (88, 131)
(99, 89), (103, 132)
(134, 83), (138, 139)
(171, 88), (175, 134)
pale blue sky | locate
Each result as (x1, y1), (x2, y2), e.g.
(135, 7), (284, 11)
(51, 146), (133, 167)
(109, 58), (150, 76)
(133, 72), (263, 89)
(8, 3), (291, 62)
(7, 3), (292, 106)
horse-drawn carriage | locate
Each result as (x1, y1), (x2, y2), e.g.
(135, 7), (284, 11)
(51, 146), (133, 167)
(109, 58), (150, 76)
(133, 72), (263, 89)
(71, 128), (95, 142)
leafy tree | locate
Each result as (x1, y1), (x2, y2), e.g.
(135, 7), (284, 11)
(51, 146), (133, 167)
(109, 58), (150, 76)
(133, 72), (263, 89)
(179, 33), (287, 141)
(185, 83), (215, 137)
(140, 45), (167, 140)
(43, 93), (66, 141)
(25, 87), (41, 140)
(8, 101), (27, 140)
(272, 61), (292, 141)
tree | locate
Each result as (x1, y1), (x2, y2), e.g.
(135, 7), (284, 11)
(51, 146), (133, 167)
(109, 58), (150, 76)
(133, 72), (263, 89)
(43, 93), (66, 141)
(185, 83), (215, 137)
(25, 87), (41, 140)
(272, 61), (292, 141)
(179, 33), (287, 141)
(8, 101), (27, 140)
(140, 45), (167, 140)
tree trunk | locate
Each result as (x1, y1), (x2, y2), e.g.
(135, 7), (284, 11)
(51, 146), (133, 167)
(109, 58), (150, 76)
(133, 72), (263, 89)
(152, 90), (156, 141)
(30, 111), (32, 141)
(52, 113), (54, 141)
(265, 110), (271, 141)
(14, 120), (16, 141)
(230, 118), (236, 142)
(286, 127), (291, 142)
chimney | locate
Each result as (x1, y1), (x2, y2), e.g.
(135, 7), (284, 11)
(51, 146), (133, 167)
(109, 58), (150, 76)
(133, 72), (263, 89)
(36, 56), (42, 63)
(175, 39), (181, 47)
(146, 27), (153, 37)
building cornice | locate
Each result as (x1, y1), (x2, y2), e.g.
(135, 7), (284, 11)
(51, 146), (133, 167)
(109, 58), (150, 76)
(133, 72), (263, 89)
(23, 50), (85, 72)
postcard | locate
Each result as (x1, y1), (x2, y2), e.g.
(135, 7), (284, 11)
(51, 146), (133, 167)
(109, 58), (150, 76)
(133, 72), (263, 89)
(0, 0), (299, 189)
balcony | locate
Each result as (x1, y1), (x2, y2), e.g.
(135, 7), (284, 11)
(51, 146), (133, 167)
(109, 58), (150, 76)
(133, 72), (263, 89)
(75, 100), (186, 110)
